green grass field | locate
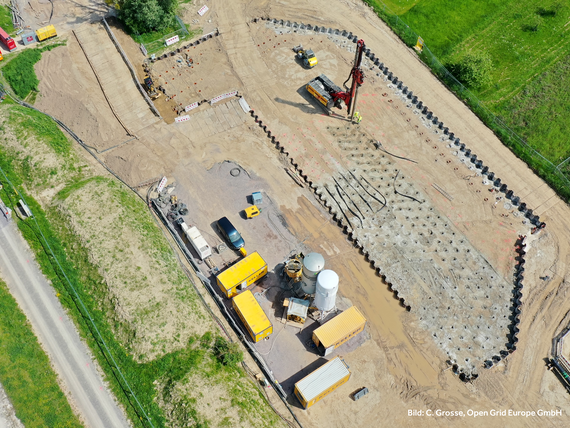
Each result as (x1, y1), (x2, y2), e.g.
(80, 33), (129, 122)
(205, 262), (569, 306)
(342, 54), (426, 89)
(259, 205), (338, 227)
(0, 5), (14, 36)
(0, 279), (82, 428)
(364, 0), (570, 195)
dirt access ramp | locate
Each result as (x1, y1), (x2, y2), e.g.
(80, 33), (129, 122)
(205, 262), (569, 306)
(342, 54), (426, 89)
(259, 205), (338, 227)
(73, 22), (160, 136)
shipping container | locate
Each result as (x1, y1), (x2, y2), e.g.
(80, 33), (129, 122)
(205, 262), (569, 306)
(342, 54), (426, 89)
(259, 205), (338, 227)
(294, 357), (351, 409)
(21, 31), (36, 46)
(181, 223), (211, 260)
(232, 289), (272, 342)
(0, 27), (16, 51)
(35, 25), (57, 42)
(216, 251), (267, 298)
(312, 306), (366, 356)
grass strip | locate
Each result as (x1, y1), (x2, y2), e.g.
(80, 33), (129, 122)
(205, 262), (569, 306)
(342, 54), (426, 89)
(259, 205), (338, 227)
(0, 279), (83, 428)
(0, 5), (14, 35)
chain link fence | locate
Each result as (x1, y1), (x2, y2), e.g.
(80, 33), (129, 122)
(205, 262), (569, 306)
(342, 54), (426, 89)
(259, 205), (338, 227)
(134, 16), (190, 56)
(363, 0), (570, 201)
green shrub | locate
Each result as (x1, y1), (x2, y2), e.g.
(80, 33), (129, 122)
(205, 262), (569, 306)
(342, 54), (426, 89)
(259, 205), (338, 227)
(0, 6), (14, 35)
(213, 336), (243, 368)
(447, 51), (493, 88)
(120, 0), (177, 34)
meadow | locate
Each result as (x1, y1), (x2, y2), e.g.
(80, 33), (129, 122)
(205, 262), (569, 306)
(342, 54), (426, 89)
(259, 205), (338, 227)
(364, 0), (570, 196)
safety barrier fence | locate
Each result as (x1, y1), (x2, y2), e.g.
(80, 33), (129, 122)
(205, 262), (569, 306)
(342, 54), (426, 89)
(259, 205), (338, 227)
(149, 29), (220, 62)
(135, 16), (190, 55)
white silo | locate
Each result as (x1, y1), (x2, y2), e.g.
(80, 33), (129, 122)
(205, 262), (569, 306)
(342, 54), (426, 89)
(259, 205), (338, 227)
(300, 253), (325, 295)
(314, 270), (339, 312)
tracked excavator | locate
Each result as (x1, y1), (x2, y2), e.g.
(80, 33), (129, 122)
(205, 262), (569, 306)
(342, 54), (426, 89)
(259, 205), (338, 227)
(306, 39), (365, 118)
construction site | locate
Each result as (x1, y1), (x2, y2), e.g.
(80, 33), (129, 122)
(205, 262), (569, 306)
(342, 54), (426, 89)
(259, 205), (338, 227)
(3, 0), (570, 426)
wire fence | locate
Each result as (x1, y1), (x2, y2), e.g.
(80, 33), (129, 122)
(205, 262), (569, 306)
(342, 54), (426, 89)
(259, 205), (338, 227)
(362, 0), (570, 200)
(134, 16), (190, 55)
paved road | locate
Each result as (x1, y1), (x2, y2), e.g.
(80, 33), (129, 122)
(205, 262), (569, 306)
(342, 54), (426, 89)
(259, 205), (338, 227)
(0, 214), (131, 428)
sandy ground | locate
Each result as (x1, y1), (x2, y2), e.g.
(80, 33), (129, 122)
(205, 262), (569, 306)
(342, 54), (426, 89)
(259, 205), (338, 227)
(23, 0), (570, 427)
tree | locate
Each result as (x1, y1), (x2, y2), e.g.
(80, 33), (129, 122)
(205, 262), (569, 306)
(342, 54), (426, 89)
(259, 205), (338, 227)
(120, 0), (176, 34)
(449, 51), (493, 89)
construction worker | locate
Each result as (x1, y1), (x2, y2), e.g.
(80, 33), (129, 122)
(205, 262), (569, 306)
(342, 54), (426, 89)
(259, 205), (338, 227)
(353, 111), (362, 124)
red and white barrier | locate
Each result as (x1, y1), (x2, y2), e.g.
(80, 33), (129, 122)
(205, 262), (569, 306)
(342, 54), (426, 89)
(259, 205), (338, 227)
(185, 102), (199, 112)
(210, 90), (238, 105)
(156, 176), (168, 193)
(198, 5), (209, 16)
(175, 115), (191, 123)
(165, 35), (180, 46)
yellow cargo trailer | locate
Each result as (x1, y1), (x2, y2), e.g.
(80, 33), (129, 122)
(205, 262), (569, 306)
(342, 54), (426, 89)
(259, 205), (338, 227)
(36, 25), (57, 42)
(294, 357), (351, 409)
(216, 251), (267, 298)
(232, 290), (272, 342)
(312, 306), (366, 356)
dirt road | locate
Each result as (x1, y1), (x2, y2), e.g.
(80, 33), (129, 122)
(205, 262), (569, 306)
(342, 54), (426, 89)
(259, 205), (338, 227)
(0, 216), (130, 428)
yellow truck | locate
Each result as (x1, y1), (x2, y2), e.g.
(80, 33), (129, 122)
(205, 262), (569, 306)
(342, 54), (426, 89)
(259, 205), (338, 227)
(216, 251), (267, 298)
(232, 289), (272, 342)
(294, 357), (351, 409)
(36, 25), (57, 42)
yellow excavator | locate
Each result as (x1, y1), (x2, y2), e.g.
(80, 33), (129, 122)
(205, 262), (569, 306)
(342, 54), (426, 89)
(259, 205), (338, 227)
(293, 45), (317, 68)
(143, 76), (161, 100)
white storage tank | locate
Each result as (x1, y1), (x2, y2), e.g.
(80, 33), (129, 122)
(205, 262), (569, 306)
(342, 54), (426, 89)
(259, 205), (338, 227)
(314, 270), (339, 312)
(300, 252), (325, 295)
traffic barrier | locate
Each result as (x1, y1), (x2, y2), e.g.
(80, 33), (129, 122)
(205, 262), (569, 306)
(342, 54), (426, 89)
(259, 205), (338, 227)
(175, 115), (190, 123)
(210, 90), (238, 105)
(184, 102), (199, 112)
(198, 5), (209, 16)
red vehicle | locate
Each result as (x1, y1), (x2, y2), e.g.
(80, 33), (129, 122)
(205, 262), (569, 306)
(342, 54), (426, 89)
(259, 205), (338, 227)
(0, 27), (16, 52)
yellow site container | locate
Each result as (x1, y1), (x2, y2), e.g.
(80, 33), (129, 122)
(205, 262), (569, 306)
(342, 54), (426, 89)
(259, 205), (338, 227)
(312, 306), (366, 356)
(216, 251), (267, 298)
(232, 289), (272, 342)
(36, 25), (57, 42)
(294, 357), (351, 409)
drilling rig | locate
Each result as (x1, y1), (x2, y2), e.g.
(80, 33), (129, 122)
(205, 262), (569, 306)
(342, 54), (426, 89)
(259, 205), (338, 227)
(306, 39), (365, 117)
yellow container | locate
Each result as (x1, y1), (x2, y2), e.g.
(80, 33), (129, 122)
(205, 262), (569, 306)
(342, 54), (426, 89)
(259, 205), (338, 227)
(294, 357), (351, 409)
(36, 25), (57, 42)
(232, 290), (272, 342)
(312, 306), (366, 355)
(216, 251), (267, 298)
(244, 205), (260, 218)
